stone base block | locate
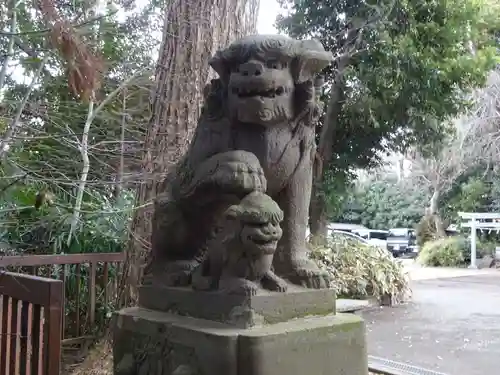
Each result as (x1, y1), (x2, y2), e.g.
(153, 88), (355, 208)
(113, 307), (368, 375)
(138, 284), (336, 328)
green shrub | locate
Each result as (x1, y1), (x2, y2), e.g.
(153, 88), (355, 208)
(418, 235), (496, 267)
(417, 236), (466, 267)
(0, 184), (133, 339)
(309, 237), (411, 303)
(477, 239), (496, 256)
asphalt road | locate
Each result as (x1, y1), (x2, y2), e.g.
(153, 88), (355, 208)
(362, 273), (500, 375)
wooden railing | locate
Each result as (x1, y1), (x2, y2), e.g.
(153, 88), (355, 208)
(0, 252), (125, 348)
(0, 272), (63, 375)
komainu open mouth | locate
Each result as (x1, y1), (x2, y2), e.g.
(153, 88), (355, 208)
(232, 86), (288, 98)
(251, 236), (279, 246)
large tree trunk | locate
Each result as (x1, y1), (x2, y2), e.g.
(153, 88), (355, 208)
(308, 26), (356, 240)
(122, 0), (259, 304)
(309, 78), (346, 239)
(309, 184), (329, 244)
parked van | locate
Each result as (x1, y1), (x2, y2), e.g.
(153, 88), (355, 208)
(386, 227), (417, 256)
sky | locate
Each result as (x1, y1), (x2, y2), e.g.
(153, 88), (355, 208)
(257, 0), (280, 34)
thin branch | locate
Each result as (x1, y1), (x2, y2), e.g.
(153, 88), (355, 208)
(13, 38), (53, 78)
(65, 68), (146, 246)
(87, 68), (147, 125)
(66, 97), (94, 247)
(0, 11), (118, 37)
(0, 55), (50, 160)
(0, 0), (18, 97)
(117, 89), (127, 198)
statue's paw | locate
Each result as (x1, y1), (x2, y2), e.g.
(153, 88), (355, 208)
(287, 257), (332, 289)
(216, 162), (267, 194)
(261, 274), (288, 293)
(189, 151), (267, 196)
(219, 278), (259, 296)
(191, 275), (212, 291)
(161, 270), (192, 287)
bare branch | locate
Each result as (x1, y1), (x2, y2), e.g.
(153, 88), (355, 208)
(407, 68), (500, 209)
(0, 0), (18, 97)
(66, 97), (94, 247)
(65, 67), (148, 246)
(0, 55), (50, 160)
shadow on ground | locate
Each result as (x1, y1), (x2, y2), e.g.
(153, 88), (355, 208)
(362, 274), (500, 375)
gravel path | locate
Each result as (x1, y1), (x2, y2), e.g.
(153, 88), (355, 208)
(362, 274), (500, 375)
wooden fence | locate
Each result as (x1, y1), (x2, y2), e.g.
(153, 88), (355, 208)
(0, 253), (126, 349)
(0, 272), (63, 375)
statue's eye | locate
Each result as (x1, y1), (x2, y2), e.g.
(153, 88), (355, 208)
(266, 60), (280, 69)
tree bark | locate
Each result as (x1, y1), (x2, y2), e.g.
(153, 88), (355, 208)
(429, 190), (439, 214)
(122, 0), (259, 304)
(309, 184), (329, 243)
(428, 189), (446, 238)
(309, 77), (346, 238)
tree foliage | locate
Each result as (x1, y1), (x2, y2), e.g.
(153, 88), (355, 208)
(277, 0), (500, 235)
(337, 174), (429, 229)
(0, 0), (161, 255)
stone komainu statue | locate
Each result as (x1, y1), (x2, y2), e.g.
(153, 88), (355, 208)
(145, 34), (333, 289)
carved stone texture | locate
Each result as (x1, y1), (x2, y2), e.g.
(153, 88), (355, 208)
(113, 307), (368, 375)
(192, 191), (288, 296)
(147, 34), (334, 289)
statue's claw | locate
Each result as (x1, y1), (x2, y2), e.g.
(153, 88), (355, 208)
(219, 278), (259, 296)
(261, 272), (288, 292)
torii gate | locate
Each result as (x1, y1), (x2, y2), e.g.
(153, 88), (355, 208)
(458, 212), (500, 268)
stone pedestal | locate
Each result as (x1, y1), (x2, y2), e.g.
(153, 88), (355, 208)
(113, 285), (368, 375)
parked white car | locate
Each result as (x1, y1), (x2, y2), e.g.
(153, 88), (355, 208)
(306, 228), (371, 246)
(351, 229), (389, 250)
(305, 223), (368, 240)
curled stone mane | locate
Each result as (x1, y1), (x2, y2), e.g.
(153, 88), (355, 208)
(214, 35), (299, 65)
(226, 192), (284, 224)
(241, 208), (284, 224)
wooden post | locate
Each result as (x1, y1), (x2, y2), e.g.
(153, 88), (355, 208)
(469, 218), (477, 269)
(45, 279), (63, 375)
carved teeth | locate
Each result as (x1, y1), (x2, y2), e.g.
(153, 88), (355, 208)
(235, 86), (286, 98)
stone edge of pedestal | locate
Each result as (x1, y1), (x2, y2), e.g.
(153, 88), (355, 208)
(138, 285), (337, 328)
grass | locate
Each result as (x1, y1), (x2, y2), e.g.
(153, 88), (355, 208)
(67, 340), (112, 375)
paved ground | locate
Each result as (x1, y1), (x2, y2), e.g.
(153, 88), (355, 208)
(401, 258), (498, 280)
(362, 272), (500, 375)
